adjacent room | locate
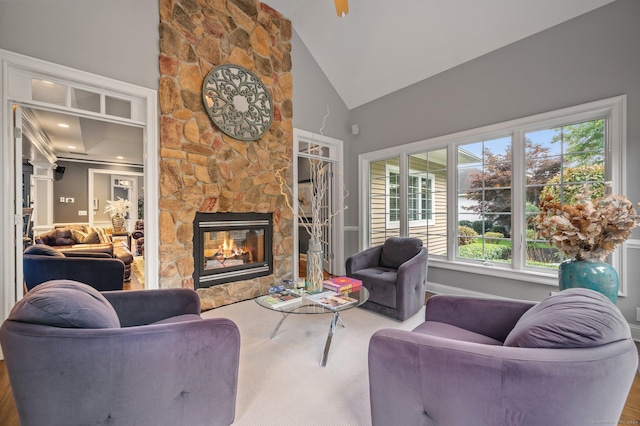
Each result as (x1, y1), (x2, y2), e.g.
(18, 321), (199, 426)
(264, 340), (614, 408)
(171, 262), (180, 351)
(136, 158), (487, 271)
(0, 0), (639, 425)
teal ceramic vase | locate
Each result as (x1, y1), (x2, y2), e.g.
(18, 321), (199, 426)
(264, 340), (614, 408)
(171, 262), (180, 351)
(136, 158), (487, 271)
(558, 258), (619, 303)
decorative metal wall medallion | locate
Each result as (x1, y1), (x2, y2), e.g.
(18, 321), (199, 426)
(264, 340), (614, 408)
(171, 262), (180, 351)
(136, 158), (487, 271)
(202, 64), (274, 141)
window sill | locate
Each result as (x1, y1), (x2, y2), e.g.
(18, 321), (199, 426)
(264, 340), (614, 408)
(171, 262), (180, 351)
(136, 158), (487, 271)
(428, 258), (558, 287)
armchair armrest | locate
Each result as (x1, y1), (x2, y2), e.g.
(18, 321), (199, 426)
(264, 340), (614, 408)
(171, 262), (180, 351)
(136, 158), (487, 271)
(396, 247), (428, 288)
(103, 288), (201, 327)
(424, 295), (534, 342)
(346, 245), (382, 274)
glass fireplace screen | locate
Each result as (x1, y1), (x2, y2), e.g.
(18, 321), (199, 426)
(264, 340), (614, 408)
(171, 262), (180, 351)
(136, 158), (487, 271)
(193, 212), (273, 287)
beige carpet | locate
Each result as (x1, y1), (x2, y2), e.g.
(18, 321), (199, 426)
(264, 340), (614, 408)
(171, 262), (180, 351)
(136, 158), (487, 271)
(203, 300), (425, 425)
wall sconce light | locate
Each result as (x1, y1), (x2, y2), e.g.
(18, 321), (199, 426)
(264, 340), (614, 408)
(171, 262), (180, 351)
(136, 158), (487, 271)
(334, 0), (348, 17)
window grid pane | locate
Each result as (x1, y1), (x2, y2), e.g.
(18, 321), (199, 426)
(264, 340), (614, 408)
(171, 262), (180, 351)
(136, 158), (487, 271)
(524, 119), (605, 268)
(457, 137), (513, 264)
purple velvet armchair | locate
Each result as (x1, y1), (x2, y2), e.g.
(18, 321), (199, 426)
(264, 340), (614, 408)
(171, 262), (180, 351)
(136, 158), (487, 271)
(0, 281), (240, 426)
(346, 237), (428, 320)
(368, 289), (638, 426)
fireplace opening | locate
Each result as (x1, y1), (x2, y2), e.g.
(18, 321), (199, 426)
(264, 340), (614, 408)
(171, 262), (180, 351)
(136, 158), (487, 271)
(193, 212), (273, 288)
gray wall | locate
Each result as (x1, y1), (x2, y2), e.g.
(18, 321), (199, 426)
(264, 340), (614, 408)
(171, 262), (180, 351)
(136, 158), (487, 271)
(53, 161), (143, 224)
(291, 30), (351, 143)
(348, 0), (640, 325)
(0, 0), (159, 90)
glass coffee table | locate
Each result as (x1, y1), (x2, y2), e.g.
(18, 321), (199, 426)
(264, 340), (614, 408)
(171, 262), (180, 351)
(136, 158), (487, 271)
(255, 287), (369, 366)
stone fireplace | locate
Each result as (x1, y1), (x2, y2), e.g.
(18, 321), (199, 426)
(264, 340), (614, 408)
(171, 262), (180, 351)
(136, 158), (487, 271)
(159, 0), (293, 310)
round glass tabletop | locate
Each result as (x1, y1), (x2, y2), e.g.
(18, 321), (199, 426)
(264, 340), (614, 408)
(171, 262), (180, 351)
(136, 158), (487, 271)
(255, 287), (369, 314)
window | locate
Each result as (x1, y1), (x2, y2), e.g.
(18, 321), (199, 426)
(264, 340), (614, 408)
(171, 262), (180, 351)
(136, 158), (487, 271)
(524, 120), (605, 268)
(408, 173), (435, 223)
(369, 158), (400, 246)
(360, 96), (626, 287)
(388, 170), (400, 223)
(457, 136), (513, 264)
(386, 166), (435, 226)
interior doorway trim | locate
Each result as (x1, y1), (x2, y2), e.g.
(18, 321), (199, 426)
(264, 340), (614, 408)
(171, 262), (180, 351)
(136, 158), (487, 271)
(293, 128), (345, 278)
(0, 48), (159, 325)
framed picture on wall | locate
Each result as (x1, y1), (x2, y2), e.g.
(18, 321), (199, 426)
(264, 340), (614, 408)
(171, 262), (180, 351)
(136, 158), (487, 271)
(298, 182), (313, 216)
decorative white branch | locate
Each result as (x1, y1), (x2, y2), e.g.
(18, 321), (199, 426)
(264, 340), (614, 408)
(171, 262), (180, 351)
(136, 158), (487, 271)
(274, 106), (349, 288)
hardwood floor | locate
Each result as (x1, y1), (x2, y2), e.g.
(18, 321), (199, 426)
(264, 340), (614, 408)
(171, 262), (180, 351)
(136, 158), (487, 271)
(0, 360), (18, 426)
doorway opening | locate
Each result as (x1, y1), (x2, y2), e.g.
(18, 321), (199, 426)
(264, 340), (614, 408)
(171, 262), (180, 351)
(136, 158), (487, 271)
(293, 129), (345, 279)
(1, 49), (158, 322)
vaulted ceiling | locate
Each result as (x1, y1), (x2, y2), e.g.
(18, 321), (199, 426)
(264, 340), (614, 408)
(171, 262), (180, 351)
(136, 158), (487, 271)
(265, 0), (615, 109)
(23, 0), (615, 164)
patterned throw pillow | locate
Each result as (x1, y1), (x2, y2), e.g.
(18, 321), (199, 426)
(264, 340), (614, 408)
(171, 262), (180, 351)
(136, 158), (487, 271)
(83, 232), (100, 244)
(96, 227), (112, 243)
(71, 229), (89, 243)
(85, 226), (112, 244)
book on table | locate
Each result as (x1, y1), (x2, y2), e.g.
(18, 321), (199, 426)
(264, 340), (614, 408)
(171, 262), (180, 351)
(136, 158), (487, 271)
(260, 289), (303, 308)
(323, 276), (362, 293)
(306, 290), (358, 310)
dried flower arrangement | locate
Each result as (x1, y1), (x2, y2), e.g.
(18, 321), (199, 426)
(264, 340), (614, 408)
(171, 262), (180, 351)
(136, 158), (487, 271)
(534, 183), (640, 261)
(104, 197), (132, 217)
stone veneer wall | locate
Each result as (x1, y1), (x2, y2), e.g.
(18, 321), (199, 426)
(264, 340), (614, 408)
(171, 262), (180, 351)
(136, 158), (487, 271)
(158, 0), (294, 310)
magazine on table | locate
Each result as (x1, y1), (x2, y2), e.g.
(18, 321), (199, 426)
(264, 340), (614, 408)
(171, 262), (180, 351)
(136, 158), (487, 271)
(260, 289), (303, 308)
(306, 290), (358, 310)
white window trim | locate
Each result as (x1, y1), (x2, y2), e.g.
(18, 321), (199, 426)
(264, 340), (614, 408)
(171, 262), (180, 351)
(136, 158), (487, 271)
(359, 95), (627, 295)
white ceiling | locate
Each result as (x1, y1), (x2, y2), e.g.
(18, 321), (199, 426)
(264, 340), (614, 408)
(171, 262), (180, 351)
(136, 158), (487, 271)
(265, 0), (615, 109)
(24, 108), (143, 165)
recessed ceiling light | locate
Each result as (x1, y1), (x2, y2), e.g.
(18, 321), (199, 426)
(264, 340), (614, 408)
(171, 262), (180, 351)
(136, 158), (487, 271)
(116, 156), (124, 160)
(67, 145), (76, 150)
(58, 123), (70, 128)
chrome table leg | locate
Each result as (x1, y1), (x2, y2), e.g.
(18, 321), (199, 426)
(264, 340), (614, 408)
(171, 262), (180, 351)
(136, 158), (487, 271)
(270, 312), (290, 339)
(321, 312), (340, 367)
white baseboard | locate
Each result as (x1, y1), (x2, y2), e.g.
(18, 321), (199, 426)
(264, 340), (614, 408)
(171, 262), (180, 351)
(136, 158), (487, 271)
(426, 281), (640, 343)
(629, 324), (640, 342)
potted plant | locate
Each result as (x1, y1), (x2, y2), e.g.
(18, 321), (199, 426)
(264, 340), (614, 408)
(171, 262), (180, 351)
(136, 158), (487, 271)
(534, 183), (640, 302)
(104, 197), (132, 233)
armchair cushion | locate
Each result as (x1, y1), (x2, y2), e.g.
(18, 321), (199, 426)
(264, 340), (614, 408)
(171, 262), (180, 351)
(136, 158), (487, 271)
(504, 288), (629, 348)
(352, 267), (398, 308)
(380, 236), (422, 269)
(8, 280), (120, 329)
(412, 321), (503, 345)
